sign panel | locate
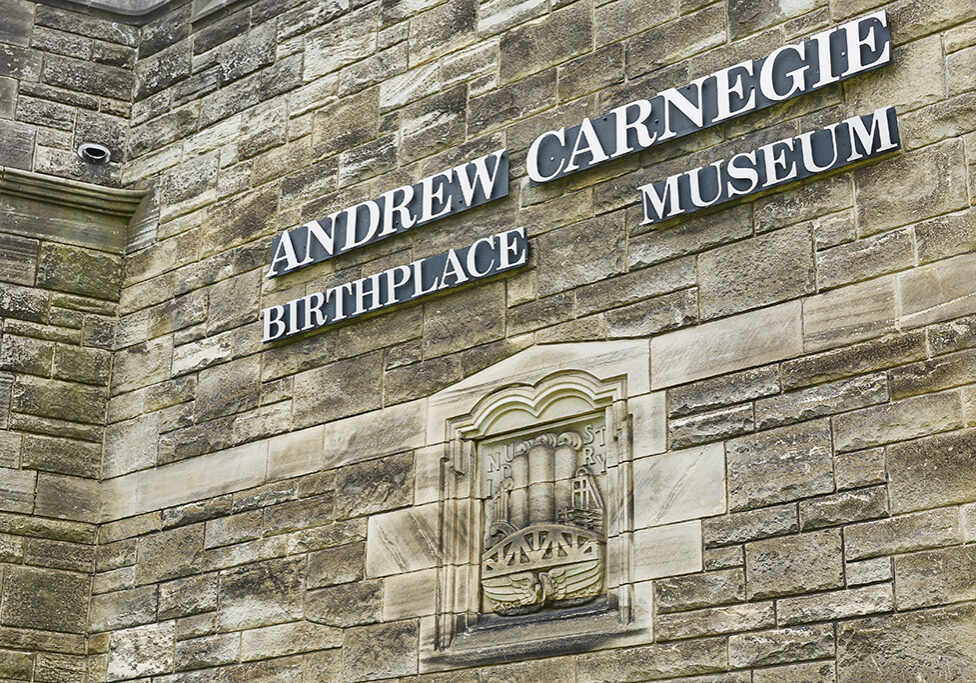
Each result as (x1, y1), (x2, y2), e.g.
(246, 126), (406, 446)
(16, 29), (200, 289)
(267, 150), (509, 278)
(525, 10), (892, 184)
(262, 227), (528, 341)
(640, 106), (900, 223)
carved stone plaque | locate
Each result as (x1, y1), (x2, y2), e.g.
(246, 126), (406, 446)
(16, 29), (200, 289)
(478, 415), (608, 616)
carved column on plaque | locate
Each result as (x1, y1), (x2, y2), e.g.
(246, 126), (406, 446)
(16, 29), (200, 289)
(510, 443), (529, 529)
(554, 431), (580, 516)
(525, 434), (556, 524)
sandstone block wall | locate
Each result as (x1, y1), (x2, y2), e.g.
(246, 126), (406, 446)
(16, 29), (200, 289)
(0, 0), (975, 680)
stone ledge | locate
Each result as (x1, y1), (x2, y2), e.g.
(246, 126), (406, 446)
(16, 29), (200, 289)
(0, 167), (146, 255)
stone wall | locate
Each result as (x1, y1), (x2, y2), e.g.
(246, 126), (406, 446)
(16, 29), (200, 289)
(0, 0), (975, 680)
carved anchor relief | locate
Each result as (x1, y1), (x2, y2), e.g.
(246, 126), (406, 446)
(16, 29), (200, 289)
(480, 424), (607, 615)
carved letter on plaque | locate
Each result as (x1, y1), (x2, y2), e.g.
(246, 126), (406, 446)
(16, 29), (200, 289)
(479, 416), (607, 615)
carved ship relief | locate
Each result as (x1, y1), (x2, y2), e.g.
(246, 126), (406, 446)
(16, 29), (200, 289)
(480, 427), (606, 616)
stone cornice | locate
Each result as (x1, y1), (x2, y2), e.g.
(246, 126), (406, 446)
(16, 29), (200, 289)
(0, 166), (147, 254)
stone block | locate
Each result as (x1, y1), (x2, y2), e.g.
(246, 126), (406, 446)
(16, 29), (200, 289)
(34, 473), (99, 522)
(818, 227), (913, 291)
(158, 574), (218, 620)
(894, 544), (976, 610)
(172, 331), (233, 376)
(702, 504), (798, 548)
(365, 503), (441, 577)
(134, 40), (190, 100)
(778, 583), (894, 626)
(308, 542), (364, 589)
(625, 5), (726, 78)
(53, 345), (111, 386)
(135, 525), (205, 584)
(112, 336), (173, 395)
(832, 390), (962, 453)
(106, 622), (175, 681)
(727, 420), (833, 511)
(218, 22), (275, 85)
(0, 282), (47, 323)
(196, 355), (261, 422)
(383, 567), (437, 620)
(293, 351), (383, 427)
(468, 69), (556, 136)
(605, 288), (699, 338)
(0, 0), (32, 47)
(900, 252), (976, 329)
(798, 486), (888, 531)
(802, 276), (897, 352)
(499, 2), (591, 82)
(699, 225), (814, 320)
(887, 428), (976, 514)
(576, 637), (727, 682)
(837, 603), (976, 682)
(846, 556), (892, 587)
(654, 568), (745, 614)
(728, 624), (834, 668)
(656, 602), (775, 641)
(856, 138), (967, 237)
(915, 210), (976, 266)
(669, 404), (754, 449)
(423, 282), (506, 358)
(755, 372), (888, 431)
(536, 212), (625, 297)
(334, 450), (413, 520)
(175, 632), (240, 670)
(781, 330), (926, 391)
(633, 520), (702, 581)
(267, 424), (324, 481)
(845, 508), (961, 561)
(36, 243), (120, 302)
(0, 647), (33, 680)
(651, 301), (803, 389)
(89, 585), (157, 633)
(0, 566), (90, 634)
(400, 84), (466, 162)
(0, 467), (35, 514)
(669, 365), (779, 419)
(306, 579), (382, 628)
(306, 4), (378, 80)
(745, 529), (844, 599)
(202, 183), (278, 256)
(240, 621), (342, 661)
(0, 234), (37, 286)
(379, 61), (440, 111)
(343, 620), (418, 681)
(753, 661), (835, 683)
(633, 444), (726, 529)
(217, 556), (305, 631)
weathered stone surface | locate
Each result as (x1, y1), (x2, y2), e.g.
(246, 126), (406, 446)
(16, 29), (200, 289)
(781, 331), (926, 390)
(334, 451), (412, 520)
(625, 5), (726, 78)
(499, 2), (591, 82)
(845, 508), (961, 561)
(894, 544), (976, 610)
(703, 504), (798, 548)
(726, 421), (833, 511)
(753, 660), (836, 683)
(217, 556), (304, 631)
(802, 276), (897, 352)
(846, 556), (892, 587)
(306, 579), (382, 628)
(669, 365), (779, 419)
(886, 428), (976, 514)
(106, 622), (175, 681)
(779, 583), (894, 627)
(468, 68), (556, 135)
(240, 621), (342, 661)
(798, 486), (888, 531)
(832, 390), (963, 453)
(158, 574), (218, 620)
(729, 624), (834, 668)
(293, 351), (383, 427)
(308, 542), (364, 588)
(365, 503), (442, 578)
(818, 227), (914, 290)
(755, 373), (888, 430)
(745, 529), (843, 599)
(652, 301), (803, 389)
(89, 585), (157, 633)
(656, 602), (775, 641)
(654, 569), (745, 613)
(633, 444), (726, 528)
(837, 603), (976, 682)
(343, 620), (418, 680)
(135, 525), (205, 584)
(576, 637), (727, 682)
(0, 566), (90, 633)
(699, 225), (814, 320)
(669, 404), (754, 449)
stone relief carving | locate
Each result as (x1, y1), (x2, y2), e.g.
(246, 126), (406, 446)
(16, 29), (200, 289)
(478, 417), (608, 616)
